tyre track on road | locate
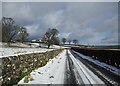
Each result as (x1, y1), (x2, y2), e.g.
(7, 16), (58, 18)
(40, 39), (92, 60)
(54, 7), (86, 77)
(64, 49), (77, 85)
(66, 49), (105, 85)
(71, 50), (119, 85)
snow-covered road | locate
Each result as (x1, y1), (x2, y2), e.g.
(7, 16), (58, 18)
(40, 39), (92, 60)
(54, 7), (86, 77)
(67, 50), (104, 84)
(18, 49), (111, 85)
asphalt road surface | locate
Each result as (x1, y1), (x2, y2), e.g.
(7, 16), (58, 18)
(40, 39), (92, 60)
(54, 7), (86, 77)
(64, 49), (119, 85)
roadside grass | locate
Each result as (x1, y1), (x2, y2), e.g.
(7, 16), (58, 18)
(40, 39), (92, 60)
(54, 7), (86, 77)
(24, 74), (34, 83)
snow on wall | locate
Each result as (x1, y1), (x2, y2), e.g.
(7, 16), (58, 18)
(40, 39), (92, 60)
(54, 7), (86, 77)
(18, 50), (66, 84)
(1, 49), (63, 85)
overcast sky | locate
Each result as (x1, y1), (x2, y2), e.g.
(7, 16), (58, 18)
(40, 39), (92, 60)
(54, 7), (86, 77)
(2, 2), (118, 45)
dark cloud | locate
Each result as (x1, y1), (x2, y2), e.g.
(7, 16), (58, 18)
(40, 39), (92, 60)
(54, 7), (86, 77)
(2, 2), (118, 45)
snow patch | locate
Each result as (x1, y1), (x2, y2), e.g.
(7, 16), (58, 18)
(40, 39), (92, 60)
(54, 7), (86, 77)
(18, 50), (66, 84)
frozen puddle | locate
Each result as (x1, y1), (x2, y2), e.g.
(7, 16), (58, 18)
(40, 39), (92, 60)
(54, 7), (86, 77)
(18, 50), (66, 84)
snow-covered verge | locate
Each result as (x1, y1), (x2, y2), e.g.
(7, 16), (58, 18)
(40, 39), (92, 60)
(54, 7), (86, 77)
(72, 50), (120, 76)
(18, 50), (66, 84)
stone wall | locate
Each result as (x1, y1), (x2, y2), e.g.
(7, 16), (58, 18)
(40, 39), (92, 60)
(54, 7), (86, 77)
(1, 49), (63, 85)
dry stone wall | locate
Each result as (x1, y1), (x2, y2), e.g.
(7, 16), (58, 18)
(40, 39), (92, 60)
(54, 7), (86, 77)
(0, 49), (63, 85)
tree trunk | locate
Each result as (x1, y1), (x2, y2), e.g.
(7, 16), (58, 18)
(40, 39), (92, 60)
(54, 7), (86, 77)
(7, 42), (10, 47)
(47, 40), (51, 49)
(48, 44), (50, 48)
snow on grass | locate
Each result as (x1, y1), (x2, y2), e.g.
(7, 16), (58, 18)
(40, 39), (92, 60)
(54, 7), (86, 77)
(0, 48), (54, 58)
(0, 42), (64, 58)
(18, 50), (66, 84)
(0, 42), (31, 48)
(50, 45), (61, 49)
(0, 43), (3, 46)
(72, 50), (120, 77)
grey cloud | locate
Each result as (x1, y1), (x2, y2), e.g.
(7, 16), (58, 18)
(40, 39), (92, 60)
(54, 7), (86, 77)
(2, 2), (118, 45)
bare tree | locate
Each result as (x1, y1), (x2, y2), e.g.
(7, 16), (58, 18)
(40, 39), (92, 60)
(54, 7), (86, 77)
(42, 28), (59, 48)
(0, 20), (2, 42)
(62, 38), (67, 44)
(73, 39), (78, 45)
(2, 17), (19, 46)
(68, 39), (71, 44)
(18, 27), (29, 43)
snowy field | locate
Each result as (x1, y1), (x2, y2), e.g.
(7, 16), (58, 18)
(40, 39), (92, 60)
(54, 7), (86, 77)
(18, 50), (66, 84)
(0, 42), (62, 58)
(0, 48), (54, 58)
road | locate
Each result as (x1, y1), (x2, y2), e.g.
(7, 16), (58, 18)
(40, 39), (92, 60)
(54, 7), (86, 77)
(64, 49), (119, 85)
(18, 49), (119, 85)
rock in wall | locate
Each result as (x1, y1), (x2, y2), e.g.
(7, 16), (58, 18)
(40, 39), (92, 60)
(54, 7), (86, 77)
(1, 49), (63, 85)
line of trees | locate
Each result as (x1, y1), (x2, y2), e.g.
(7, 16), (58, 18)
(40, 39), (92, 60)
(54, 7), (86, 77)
(0, 17), (29, 46)
(61, 38), (79, 45)
(0, 17), (79, 48)
(42, 28), (79, 48)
